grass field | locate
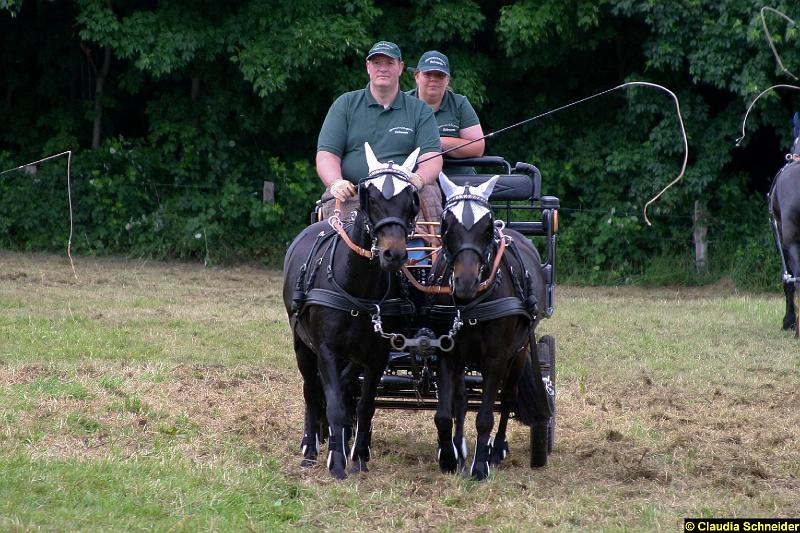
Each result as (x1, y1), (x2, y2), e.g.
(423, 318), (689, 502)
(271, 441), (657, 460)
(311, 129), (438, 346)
(1, 251), (798, 532)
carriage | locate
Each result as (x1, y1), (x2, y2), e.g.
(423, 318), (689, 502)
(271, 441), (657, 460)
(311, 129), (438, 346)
(285, 74), (691, 478)
(311, 154), (561, 468)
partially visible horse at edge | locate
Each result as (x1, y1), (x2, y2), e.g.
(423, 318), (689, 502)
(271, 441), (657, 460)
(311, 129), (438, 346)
(770, 112), (800, 335)
(282, 143), (421, 479)
(430, 173), (552, 480)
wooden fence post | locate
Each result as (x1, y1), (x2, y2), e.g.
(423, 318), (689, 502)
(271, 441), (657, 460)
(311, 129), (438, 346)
(693, 200), (708, 273)
(262, 181), (274, 203)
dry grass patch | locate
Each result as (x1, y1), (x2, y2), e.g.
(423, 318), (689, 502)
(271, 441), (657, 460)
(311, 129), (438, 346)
(2, 251), (800, 531)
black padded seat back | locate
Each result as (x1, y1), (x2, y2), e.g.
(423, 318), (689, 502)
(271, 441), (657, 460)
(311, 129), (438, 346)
(446, 174), (535, 201)
(442, 156), (542, 202)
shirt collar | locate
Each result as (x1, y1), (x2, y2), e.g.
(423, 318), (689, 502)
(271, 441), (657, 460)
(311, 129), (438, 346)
(365, 83), (404, 109)
(437, 89), (452, 113)
(409, 87), (449, 114)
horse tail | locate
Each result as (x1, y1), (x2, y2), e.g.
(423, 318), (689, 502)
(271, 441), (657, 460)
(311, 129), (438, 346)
(514, 348), (552, 426)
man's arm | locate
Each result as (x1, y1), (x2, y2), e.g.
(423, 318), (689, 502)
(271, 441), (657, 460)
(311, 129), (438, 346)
(316, 150), (355, 201)
(441, 124), (485, 158)
(415, 151), (443, 186)
(316, 151), (344, 188)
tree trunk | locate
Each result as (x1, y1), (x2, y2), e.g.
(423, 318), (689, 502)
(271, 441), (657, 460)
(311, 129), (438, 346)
(693, 200), (708, 273)
(91, 45), (112, 150)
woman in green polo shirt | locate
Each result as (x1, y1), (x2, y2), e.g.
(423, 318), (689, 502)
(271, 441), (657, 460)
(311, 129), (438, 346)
(408, 50), (485, 176)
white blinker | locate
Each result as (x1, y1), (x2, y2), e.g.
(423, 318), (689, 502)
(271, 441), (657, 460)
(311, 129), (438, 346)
(363, 143), (421, 198)
(439, 172), (499, 229)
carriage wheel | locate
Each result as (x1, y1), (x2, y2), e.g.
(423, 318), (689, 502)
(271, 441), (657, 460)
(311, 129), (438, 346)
(529, 339), (553, 467)
(538, 335), (556, 454)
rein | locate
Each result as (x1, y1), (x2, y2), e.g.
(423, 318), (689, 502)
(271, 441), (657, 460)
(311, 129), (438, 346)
(328, 201), (374, 259)
(401, 225), (509, 295)
(327, 169), (420, 259)
(787, 154), (800, 162)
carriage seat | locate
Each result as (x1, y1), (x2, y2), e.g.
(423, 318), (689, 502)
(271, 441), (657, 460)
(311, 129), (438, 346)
(444, 156), (541, 200)
(442, 156), (559, 237)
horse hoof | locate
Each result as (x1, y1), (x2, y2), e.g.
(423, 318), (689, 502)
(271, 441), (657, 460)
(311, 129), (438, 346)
(327, 450), (348, 480)
(489, 440), (509, 467)
(438, 447), (458, 474)
(470, 462), (490, 481)
(350, 458), (369, 474)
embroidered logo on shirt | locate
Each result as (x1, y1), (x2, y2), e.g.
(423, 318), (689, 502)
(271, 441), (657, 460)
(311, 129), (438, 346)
(440, 123), (458, 135)
(389, 126), (414, 135)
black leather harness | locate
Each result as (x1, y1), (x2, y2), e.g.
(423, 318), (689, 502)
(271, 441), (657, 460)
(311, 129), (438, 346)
(292, 221), (414, 317)
(427, 225), (540, 326)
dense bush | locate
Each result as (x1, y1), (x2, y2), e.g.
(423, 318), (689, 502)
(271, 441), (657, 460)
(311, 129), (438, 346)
(1, 0), (797, 288)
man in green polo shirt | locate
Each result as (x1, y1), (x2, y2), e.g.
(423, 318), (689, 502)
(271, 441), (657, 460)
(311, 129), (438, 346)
(316, 41), (443, 219)
(408, 50), (485, 176)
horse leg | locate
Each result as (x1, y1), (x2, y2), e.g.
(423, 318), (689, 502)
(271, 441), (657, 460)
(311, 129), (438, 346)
(780, 242), (797, 331)
(786, 243), (800, 337)
(470, 359), (504, 481)
(294, 337), (323, 467)
(434, 355), (459, 473)
(490, 349), (525, 467)
(453, 366), (468, 470)
(490, 389), (515, 467)
(317, 348), (350, 480)
(783, 276), (796, 331)
(490, 409), (511, 468)
(349, 357), (387, 474)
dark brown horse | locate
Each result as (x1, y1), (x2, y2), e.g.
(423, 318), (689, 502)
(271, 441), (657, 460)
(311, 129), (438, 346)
(430, 173), (552, 480)
(283, 144), (420, 479)
(770, 112), (800, 335)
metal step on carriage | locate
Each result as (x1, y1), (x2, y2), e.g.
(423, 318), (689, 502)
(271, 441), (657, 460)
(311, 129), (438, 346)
(364, 155), (561, 460)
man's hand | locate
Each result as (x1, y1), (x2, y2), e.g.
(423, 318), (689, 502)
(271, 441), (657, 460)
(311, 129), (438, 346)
(408, 172), (424, 190)
(330, 179), (356, 201)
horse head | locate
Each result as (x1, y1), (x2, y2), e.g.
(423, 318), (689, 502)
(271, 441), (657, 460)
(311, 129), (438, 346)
(358, 142), (421, 271)
(439, 172), (500, 300)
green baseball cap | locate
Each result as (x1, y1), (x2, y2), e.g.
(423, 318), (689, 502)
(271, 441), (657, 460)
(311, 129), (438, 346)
(366, 41), (402, 60)
(415, 50), (450, 76)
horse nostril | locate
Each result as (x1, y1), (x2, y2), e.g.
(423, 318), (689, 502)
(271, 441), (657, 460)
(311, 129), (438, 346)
(454, 275), (478, 289)
(382, 248), (407, 265)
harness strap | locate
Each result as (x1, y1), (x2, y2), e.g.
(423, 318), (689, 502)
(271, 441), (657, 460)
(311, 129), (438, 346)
(428, 297), (530, 323)
(307, 233), (415, 317)
(504, 237), (539, 315)
(401, 226), (508, 294)
(329, 203), (373, 259)
(305, 288), (415, 316)
(291, 229), (338, 313)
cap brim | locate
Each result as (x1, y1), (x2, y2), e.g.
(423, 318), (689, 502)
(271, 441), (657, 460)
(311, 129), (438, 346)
(366, 52), (400, 60)
(418, 67), (449, 75)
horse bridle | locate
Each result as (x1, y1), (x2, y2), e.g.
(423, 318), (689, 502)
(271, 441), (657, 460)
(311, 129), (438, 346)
(401, 192), (508, 295)
(440, 193), (497, 267)
(329, 166), (420, 260)
(358, 166), (420, 238)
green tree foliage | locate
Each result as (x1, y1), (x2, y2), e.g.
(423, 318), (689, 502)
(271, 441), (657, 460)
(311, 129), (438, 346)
(0, 0), (795, 285)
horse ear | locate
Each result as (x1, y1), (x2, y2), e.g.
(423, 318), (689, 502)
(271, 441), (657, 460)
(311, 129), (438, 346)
(364, 142), (382, 173)
(400, 147), (421, 172)
(438, 171), (458, 199)
(473, 174), (499, 200)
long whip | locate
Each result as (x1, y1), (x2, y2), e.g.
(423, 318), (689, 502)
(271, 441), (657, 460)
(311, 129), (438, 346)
(736, 8), (800, 146)
(1, 151), (77, 279)
(418, 81), (688, 226)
